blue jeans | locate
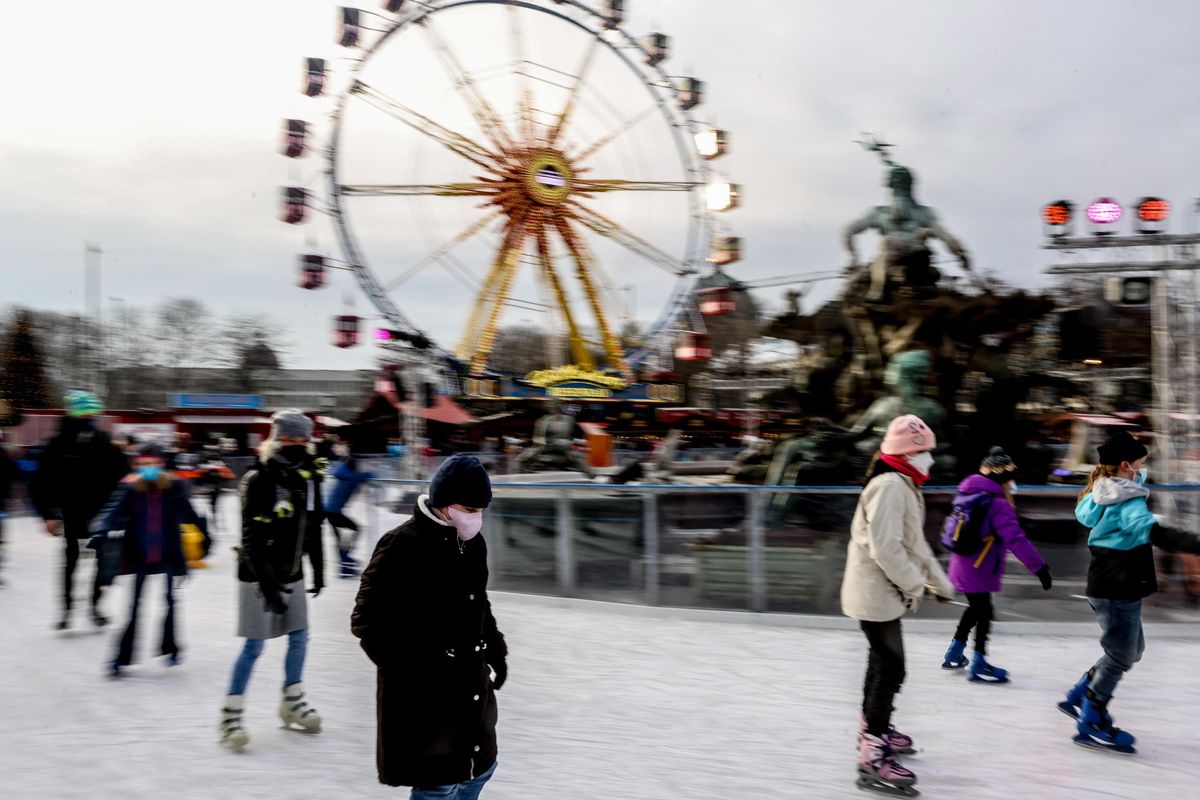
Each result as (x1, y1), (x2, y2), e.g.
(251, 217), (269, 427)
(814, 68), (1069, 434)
(1088, 598), (1145, 703)
(410, 762), (496, 800)
(227, 628), (309, 695)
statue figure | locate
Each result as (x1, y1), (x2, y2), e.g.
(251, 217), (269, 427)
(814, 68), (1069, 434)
(843, 139), (971, 305)
(516, 398), (594, 475)
(844, 349), (947, 456)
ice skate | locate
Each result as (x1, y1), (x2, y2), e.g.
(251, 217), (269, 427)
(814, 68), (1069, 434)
(54, 614), (70, 632)
(967, 652), (1008, 684)
(1074, 693), (1136, 755)
(940, 639), (967, 670)
(857, 732), (919, 796)
(219, 695), (250, 752)
(338, 548), (360, 579)
(859, 714), (915, 755)
(91, 607), (109, 627)
(1058, 671), (1091, 719)
(279, 682), (321, 733)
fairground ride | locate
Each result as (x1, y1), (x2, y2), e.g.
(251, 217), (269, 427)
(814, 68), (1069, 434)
(281, 0), (742, 404)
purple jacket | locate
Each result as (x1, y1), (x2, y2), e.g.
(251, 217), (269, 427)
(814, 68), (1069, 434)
(947, 474), (1046, 594)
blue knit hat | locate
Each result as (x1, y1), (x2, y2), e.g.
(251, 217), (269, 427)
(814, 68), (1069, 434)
(429, 455), (492, 509)
(64, 390), (104, 418)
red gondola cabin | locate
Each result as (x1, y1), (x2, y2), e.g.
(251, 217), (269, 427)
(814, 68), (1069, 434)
(384, 0), (406, 12)
(282, 187), (307, 224)
(299, 255), (326, 289)
(675, 333), (712, 361)
(339, 8), (360, 47)
(304, 58), (326, 97)
(283, 119), (307, 158)
(699, 286), (735, 316)
(333, 315), (361, 348)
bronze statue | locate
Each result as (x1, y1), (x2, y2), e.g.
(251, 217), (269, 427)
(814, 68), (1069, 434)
(516, 399), (594, 475)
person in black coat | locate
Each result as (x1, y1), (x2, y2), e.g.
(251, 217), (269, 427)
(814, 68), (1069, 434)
(0, 431), (19, 584)
(30, 392), (129, 629)
(352, 455), (507, 799)
(89, 442), (204, 675)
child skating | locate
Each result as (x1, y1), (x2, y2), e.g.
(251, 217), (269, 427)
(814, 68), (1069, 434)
(1062, 431), (1200, 754)
(841, 414), (955, 797)
(940, 446), (1052, 683)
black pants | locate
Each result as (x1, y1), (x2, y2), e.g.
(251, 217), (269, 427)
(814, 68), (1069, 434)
(953, 592), (994, 655)
(63, 517), (103, 614)
(328, 512), (359, 552)
(861, 619), (906, 736)
(116, 571), (177, 666)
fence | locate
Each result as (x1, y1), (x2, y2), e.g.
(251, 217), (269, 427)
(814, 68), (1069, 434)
(357, 480), (1200, 623)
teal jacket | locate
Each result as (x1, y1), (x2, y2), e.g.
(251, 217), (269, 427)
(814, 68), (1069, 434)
(1076, 477), (1200, 600)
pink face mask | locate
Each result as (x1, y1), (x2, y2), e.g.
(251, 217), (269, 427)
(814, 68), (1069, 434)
(446, 507), (483, 541)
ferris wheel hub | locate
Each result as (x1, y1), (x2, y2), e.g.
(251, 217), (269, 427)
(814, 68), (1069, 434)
(519, 148), (575, 206)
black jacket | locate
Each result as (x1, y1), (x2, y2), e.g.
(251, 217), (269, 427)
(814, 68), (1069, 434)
(237, 452), (325, 590)
(0, 445), (17, 504)
(351, 498), (506, 789)
(91, 479), (204, 579)
(1087, 523), (1200, 600)
(30, 418), (128, 526)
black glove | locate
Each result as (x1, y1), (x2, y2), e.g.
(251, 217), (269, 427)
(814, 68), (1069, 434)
(490, 657), (508, 691)
(263, 584), (292, 615)
(1036, 565), (1053, 591)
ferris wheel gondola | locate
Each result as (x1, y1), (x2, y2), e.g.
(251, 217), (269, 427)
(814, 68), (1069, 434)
(283, 0), (741, 396)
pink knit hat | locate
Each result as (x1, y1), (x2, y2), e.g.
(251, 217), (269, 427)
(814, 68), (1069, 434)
(880, 415), (936, 456)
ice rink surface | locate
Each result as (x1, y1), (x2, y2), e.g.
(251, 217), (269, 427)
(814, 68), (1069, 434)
(2, 497), (1199, 800)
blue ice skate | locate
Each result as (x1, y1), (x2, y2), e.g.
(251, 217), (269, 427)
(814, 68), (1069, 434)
(941, 639), (967, 670)
(1058, 671), (1091, 719)
(967, 652), (1009, 684)
(1074, 694), (1136, 755)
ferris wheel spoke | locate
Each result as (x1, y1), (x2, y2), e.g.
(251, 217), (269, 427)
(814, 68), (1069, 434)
(384, 209), (502, 292)
(418, 16), (514, 153)
(457, 211), (532, 369)
(534, 220), (594, 371)
(569, 203), (695, 277)
(349, 81), (501, 171)
(507, 4), (535, 143)
(573, 103), (659, 163)
(552, 217), (626, 373)
(339, 182), (507, 198)
(546, 34), (600, 148)
(574, 180), (704, 194)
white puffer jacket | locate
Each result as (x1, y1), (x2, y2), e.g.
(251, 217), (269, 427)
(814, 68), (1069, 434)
(841, 471), (955, 622)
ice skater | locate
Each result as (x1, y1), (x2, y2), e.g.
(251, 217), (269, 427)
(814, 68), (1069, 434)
(89, 442), (205, 675)
(1061, 431), (1200, 754)
(219, 409), (325, 752)
(352, 455), (507, 800)
(30, 391), (129, 629)
(841, 415), (955, 796)
(940, 447), (1052, 682)
(325, 447), (374, 578)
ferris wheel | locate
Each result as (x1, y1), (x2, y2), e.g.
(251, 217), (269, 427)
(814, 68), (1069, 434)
(283, 0), (741, 395)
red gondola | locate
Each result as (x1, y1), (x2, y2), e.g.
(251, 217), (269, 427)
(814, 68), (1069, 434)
(602, 0), (624, 27)
(333, 314), (361, 348)
(383, 0), (406, 12)
(283, 119), (307, 158)
(710, 236), (740, 266)
(675, 333), (712, 361)
(299, 255), (326, 289)
(339, 8), (360, 47)
(282, 187), (307, 224)
(699, 286), (735, 316)
(304, 58), (326, 97)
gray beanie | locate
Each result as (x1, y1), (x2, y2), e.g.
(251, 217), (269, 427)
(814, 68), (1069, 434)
(271, 408), (314, 441)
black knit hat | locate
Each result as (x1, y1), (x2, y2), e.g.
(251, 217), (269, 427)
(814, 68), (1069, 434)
(979, 446), (1016, 476)
(1097, 431), (1148, 467)
(137, 441), (165, 459)
(429, 455), (493, 509)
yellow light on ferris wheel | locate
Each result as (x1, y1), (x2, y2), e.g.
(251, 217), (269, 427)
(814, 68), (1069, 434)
(694, 129), (727, 159)
(706, 182), (740, 212)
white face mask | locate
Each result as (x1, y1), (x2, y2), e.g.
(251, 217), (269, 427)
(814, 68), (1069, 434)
(1135, 467), (1149, 485)
(446, 507), (483, 541)
(908, 451), (935, 476)
(1008, 481), (1019, 496)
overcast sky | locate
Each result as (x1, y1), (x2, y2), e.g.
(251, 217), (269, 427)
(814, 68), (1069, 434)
(4, 0), (1199, 369)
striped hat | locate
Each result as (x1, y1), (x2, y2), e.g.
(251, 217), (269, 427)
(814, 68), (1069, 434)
(64, 390), (104, 418)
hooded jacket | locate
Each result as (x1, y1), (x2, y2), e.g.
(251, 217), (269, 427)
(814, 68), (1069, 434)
(841, 470), (955, 621)
(947, 474), (1046, 594)
(238, 448), (325, 590)
(1077, 477), (1200, 600)
(351, 495), (506, 788)
(30, 417), (128, 526)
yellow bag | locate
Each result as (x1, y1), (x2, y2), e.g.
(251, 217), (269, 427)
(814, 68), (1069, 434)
(182, 524), (208, 569)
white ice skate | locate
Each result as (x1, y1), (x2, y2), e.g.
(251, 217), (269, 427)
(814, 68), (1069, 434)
(278, 682), (321, 733)
(219, 695), (250, 752)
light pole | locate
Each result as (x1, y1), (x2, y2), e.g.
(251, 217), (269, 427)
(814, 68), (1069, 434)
(84, 242), (102, 393)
